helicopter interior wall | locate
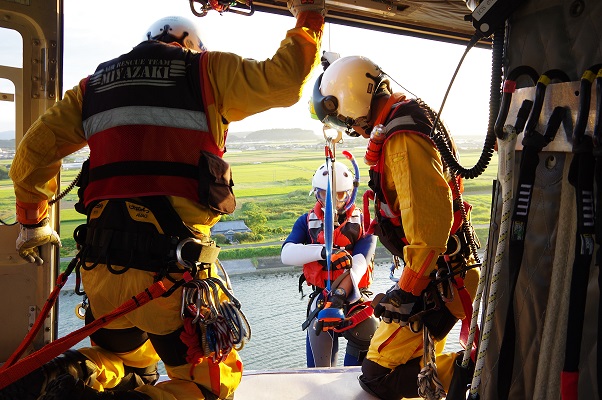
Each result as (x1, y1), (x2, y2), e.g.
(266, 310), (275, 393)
(479, 1), (602, 398)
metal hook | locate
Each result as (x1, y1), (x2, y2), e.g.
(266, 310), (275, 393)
(323, 124), (342, 144)
(176, 237), (203, 269)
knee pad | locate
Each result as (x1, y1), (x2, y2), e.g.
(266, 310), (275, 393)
(343, 314), (379, 349)
(421, 304), (458, 341)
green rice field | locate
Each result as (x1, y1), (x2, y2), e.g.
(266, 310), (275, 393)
(0, 143), (499, 261)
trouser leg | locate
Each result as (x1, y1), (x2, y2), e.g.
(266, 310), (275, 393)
(147, 328), (243, 400)
(84, 310), (160, 391)
(0, 349), (100, 400)
(359, 357), (422, 400)
(306, 320), (339, 367)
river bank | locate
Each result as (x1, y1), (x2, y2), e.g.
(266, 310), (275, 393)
(60, 247), (395, 291)
(224, 246), (394, 275)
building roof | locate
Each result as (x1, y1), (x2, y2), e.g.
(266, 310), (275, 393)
(211, 220), (251, 235)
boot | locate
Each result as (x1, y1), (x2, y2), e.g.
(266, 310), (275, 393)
(108, 364), (159, 391)
(41, 374), (152, 400)
(0, 350), (98, 400)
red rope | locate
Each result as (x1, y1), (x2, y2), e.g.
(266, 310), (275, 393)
(0, 281), (166, 390)
(180, 317), (205, 380)
(0, 272), (71, 371)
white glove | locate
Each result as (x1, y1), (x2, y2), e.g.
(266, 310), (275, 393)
(287, 0), (326, 18)
(16, 218), (62, 265)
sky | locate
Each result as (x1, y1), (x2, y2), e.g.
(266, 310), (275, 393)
(0, 0), (493, 137)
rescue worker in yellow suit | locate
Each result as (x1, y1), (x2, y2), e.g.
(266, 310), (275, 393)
(3, 5), (324, 400)
(311, 55), (481, 399)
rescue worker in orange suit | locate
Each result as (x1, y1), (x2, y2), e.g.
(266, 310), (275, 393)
(281, 161), (378, 368)
(3, 5), (324, 400)
(311, 55), (481, 399)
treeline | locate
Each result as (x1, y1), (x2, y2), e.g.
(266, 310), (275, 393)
(213, 190), (314, 245)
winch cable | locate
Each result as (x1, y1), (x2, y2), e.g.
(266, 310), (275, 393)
(496, 69), (569, 400)
(430, 26), (505, 180)
(315, 130), (346, 333)
(560, 65), (600, 400)
(468, 99), (531, 400)
(323, 135), (336, 293)
(590, 67), (602, 400)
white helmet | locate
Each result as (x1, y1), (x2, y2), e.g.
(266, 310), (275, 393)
(145, 16), (207, 52)
(311, 56), (385, 133)
(312, 161), (355, 212)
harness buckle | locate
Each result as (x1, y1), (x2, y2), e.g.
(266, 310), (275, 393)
(176, 237), (203, 269)
(435, 269), (455, 303)
(446, 234), (462, 257)
(176, 237), (220, 268)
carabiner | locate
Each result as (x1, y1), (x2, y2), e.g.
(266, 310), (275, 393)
(176, 237), (203, 269)
(323, 125), (342, 144)
(435, 269), (454, 303)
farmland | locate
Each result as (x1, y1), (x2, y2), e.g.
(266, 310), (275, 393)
(0, 134), (499, 260)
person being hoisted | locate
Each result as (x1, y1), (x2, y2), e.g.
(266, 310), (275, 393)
(310, 55), (481, 399)
(281, 159), (378, 368)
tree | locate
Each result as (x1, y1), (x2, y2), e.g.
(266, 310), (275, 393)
(240, 202), (267, 230)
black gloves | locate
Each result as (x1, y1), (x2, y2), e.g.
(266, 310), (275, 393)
(321, 247), (352, 270)
(372, 283), (420, 326)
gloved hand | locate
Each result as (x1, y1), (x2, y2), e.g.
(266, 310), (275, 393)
(326, 287), (347, 309)
(372, 283), (420, 326)
(287, 0), (326, 18)
(321, 247), (352, 270)
(16, 218), (61, 265)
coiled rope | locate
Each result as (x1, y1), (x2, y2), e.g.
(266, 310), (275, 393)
(468, 130), (518, 397)
(417, 326), (446, 400)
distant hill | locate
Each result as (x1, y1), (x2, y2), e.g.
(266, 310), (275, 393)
(232, 128), (320, 142)
(0, 139), (15, 149)
(0, 131), (14, 141)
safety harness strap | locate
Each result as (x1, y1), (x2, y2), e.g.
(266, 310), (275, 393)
(0, 259), (79, 372)
(0, 281), (167, 390)
(561, 135), (595, 399)
(560, 66), (600, 399)
(455, 277), (479, 355)
(497, 86), (565, 399)
(79, 197), (220, 272)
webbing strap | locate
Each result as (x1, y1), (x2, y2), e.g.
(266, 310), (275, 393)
(561, 136), (595, 400)
(454, 277), (478, 354)
(0, 281), (166, 390)
(560, 68), (599, 399)
(0, 259), (78, 372)
(496, 96), (564, 398)
(593, 72), (602, 400)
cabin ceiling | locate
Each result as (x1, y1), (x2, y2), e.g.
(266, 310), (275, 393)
(245, 0), (489, 46)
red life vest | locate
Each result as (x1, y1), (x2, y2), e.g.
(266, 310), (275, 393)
(80, 42), (231, 212)
(302, 202), (373, 289)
